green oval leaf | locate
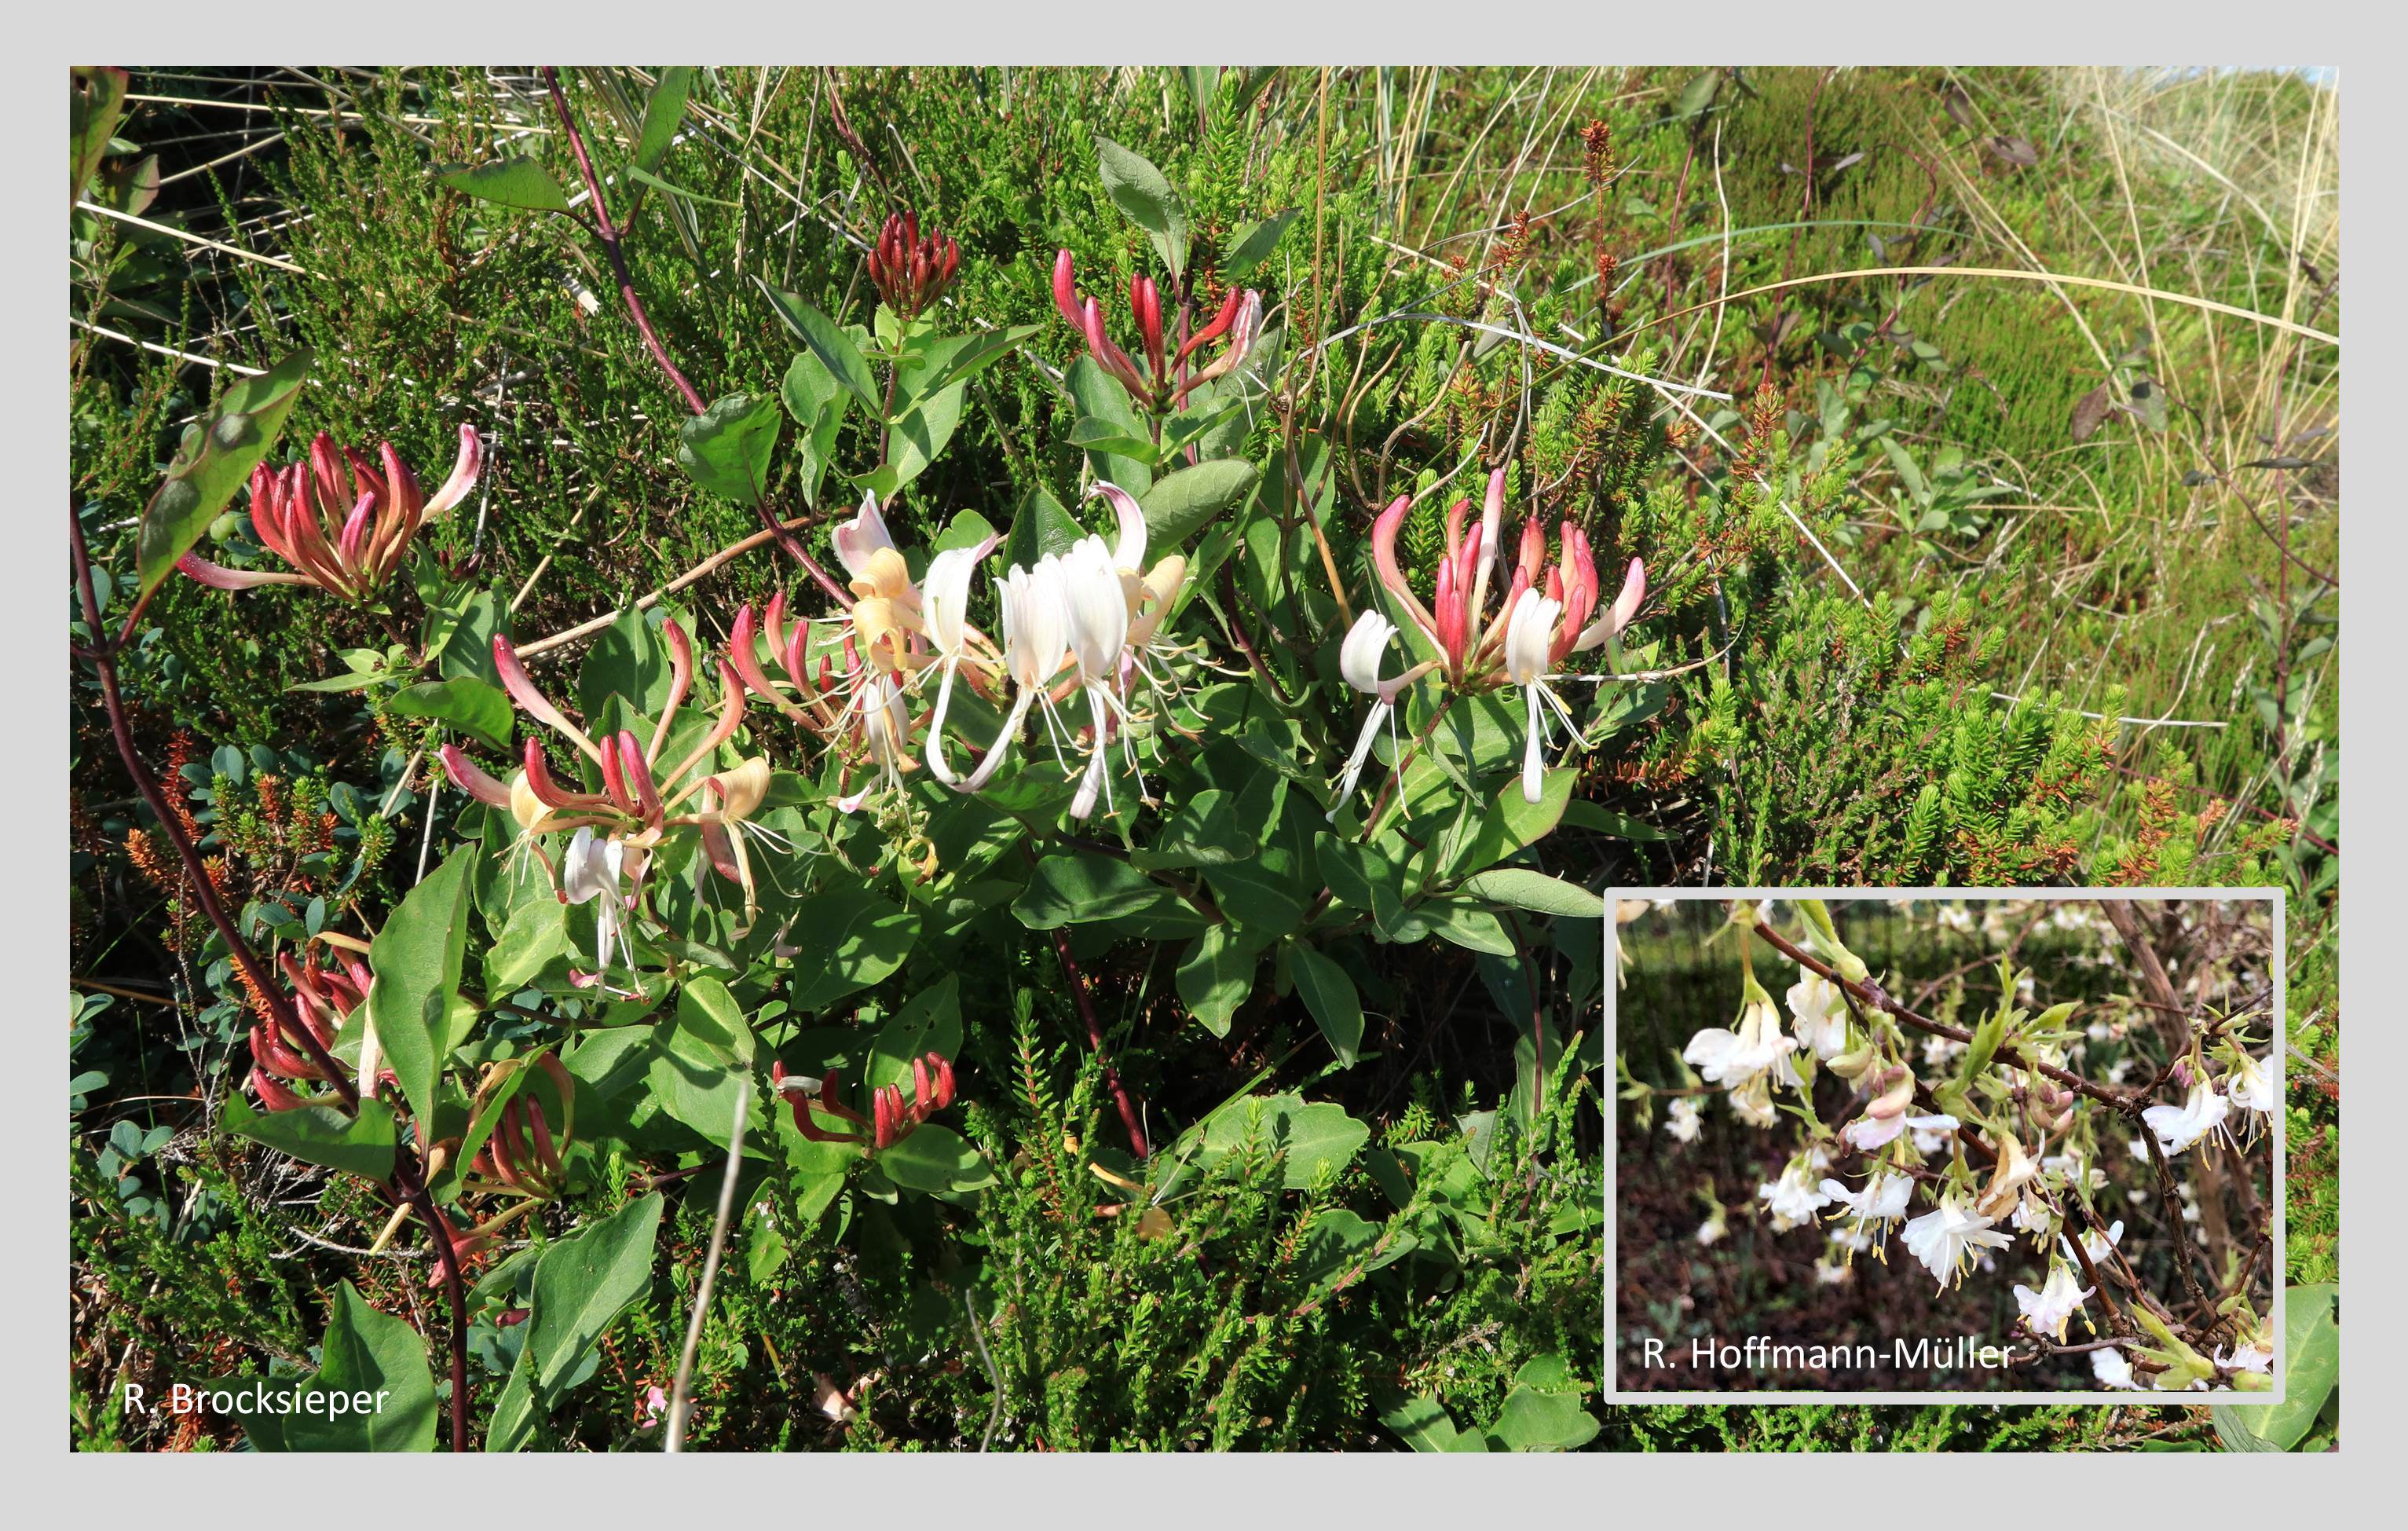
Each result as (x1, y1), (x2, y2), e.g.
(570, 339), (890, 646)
(434, 155), (572, 212)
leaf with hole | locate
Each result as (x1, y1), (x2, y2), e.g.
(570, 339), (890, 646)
(434, 156), (572, 212)
(134, 351), (313, 601)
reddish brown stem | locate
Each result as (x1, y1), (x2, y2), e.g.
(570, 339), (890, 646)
(1049, 929), (1150, 1159)
(74, 510), (470, 1449)
(538, 67), (849, 610)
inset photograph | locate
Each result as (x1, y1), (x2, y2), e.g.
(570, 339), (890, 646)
(1608, 893), (2282, 1399)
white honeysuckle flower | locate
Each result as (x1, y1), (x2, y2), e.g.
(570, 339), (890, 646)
(1901, 1192), (2011, 1291)
(830, 492), (901, 585)
(1820, 1168), (1913, 1225)
(1061, 537), (1136, 819)
(2216, 1334), (2274, 1374)
(2012, 1259), (2094, 1342)
(957, 558), (1072, 793)
(1683, 995), (1797, 1088)
(2091, 1345), (2139, 1390)
(1909, 1115), (1961, 1156)
(1756, 1159), (1834, 1232)
(1828, 1225), (1875, 1254)
(2012, 1193), (2054, 1236)
(2227, 1050), (2278, 1114)
(1922, 1032), (1966, 1068)
(2077, 1219), (2125, 1265)
(835, 671), (916, 814)
(1328, 610), (1402, 822)
(1786, 969), (1850, 1059)
(1728, 1075), (1778, 1127)
(1816, 1262), (1852, 1286)
(1936, 903), (1976, 933)
(1696, 1209), (1728, 1247)
(1502, 587), (1574, 804)
(2142, 1080), (2232, 1157)
(918, 535), (1003, 785)
(560, 826), (639, 986)
(1664, 1097), (1703, 1144)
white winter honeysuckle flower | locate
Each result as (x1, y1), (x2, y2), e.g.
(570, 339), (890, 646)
(2012, 1259), (2095, 1342)
(1664, 1097), (1703, 1144)
(2216, 1328), (2274, 1374)
(1816, 1261), (1852, 1286)
(2091, 1345), (2140, 1390)
(1820, 1168), (1913, 1228)
(2227, 1049), (2278, 1115)
(2013, 1194), (2055, 1236)
(1936, 903), (1976, 934)
(1785, 969), (1850, 1059)
(1757, 1157), (1834, 1232)
(1682, 992), (1797, 1089)
(1901, 1192), (2012, 1291)
(2142, 1080), (2232, 1157)
(1696, 1208), (1728, 1247)
(1728, 1074), (1779, 1127)
(1685, 983), (1799, 1132)
(2077, 1219), (2125, 1265)
(1328, 610), (1404, 821)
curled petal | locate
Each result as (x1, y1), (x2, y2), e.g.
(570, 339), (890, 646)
(420, 424), (484, 518)
(1177, 284), (1244, 364)
(1370, 494), (1440, 644)
(177, 552), (314, 591)
(494, 635), (603, 763)
(1087, 481), (1148, 573)
(440, 744), (515, 809)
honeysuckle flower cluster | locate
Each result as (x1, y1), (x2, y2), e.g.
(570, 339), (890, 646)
(730, 491), (1191, 822)
(770, 1053), (957, 1152)
(1631, 899), (2277, 1391)
(1682, 963), (1799, 1129)
(441, 620), (773, 982)
(181, 426), (482, 600)
(867, 211), (960, 320)
(1051, 249), (1263, 412)
(246, 950), (387, 1112)
(1336, 469), (1647, 811)
(461, 1053), (577, 1203)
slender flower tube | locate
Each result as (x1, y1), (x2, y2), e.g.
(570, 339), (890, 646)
(1051, 249), (1261, 412)
(1363, 469), (1649, 803)
(447, 620), (770, 969)
(181, 425), (481, 600)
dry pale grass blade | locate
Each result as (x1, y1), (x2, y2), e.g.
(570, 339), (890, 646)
(665, 1078), (752, 1453)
